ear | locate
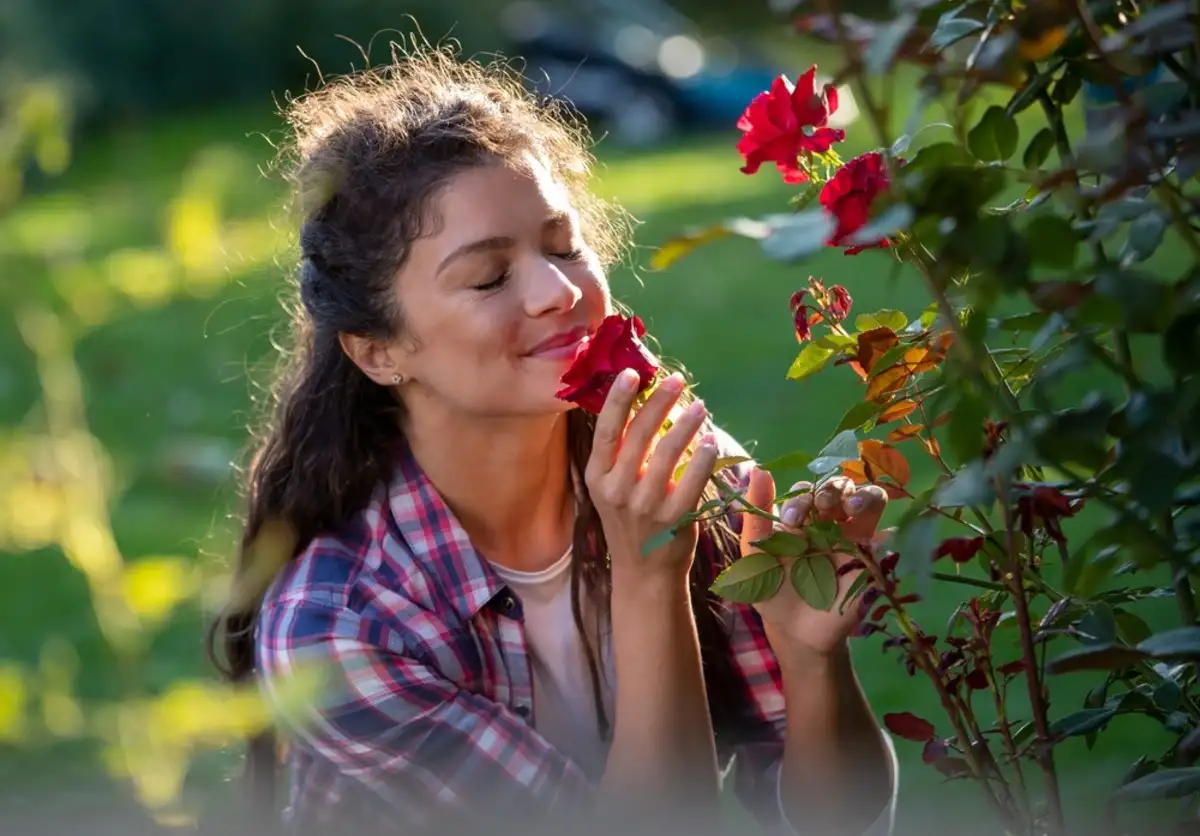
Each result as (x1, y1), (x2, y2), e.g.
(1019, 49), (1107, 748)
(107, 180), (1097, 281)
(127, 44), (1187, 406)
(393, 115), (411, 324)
(338, 332), (403, 386)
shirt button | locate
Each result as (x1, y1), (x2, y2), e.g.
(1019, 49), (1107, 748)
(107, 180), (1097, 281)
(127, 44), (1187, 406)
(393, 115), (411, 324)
(500, 595), (516, 612)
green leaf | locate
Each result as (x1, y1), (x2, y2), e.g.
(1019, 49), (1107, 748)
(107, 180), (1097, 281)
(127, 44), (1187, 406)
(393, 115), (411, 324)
(1045, 643), (1149, 674)
(1139, 627), (1200, 660)
(1164, 309), (1200, 375)
(760, 450), (814, 471)
(933, 460), (993, 508)
(840, 570), (872, 616)
(762, 210), (837, 262)
(1052, 70), (1082, 105)
(711, 552), (785, 603)
(1154, 680), (1183, 713)
(642, 527), (677, 556)
(1115, 768), (1200, 801)
(1024, 214), (1077, 268)
(1124, 212), (1168, 263)
(651, 217), (770, 270)
(846, 204), (915, 248)
(835, 401), (884, 434)
(894, 514), (938, 597)
(751, 531), (809, 558)
(930, 14), (984, 49)
(1023, 128), (1056, 169)
(999, 310), (1051, 333)
(1050, 707), (1119, 737)
(1078, 603), (1118, 644)
(866, 12), (918, 75)
(947, 389), (988, 466)
(787, 341), (836, 381)
(1115, 610), (1153, 645)
(791, 554), (838, 611)
(855, 310), (908, 332)
(817, 333), (858, 352)
(808, 430), (860, 475)
(968, 105), (1020, 163)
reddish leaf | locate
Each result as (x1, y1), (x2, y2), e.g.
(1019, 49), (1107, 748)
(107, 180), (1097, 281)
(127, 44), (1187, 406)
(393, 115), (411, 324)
(934, 536), (985, 564)
(884, 711), (936, 742)
(1030, 280), (1094, 312)
(860, 439), (912, 486)
(886, 424), (924, 443)
(880, 552), (900, 575)
(882, 483), (910, 500)
(896, 593), (922, 605)
(850, 327), (900, 378)
(902, 346), (937, 375)
(878, 399), (918, 423)
(922, 436), (942, 457)
(922, 739), (948, 764)
(997, 659), (1026, 676)
(837, 558), (866, 576)
(931, 411), (953, 428)
(866, 365), (909, 402)
(871, 604), (891, 621)
(842, 459), (868, 483)
(933, 757), (972, 779)
(966, 668), (989, 690)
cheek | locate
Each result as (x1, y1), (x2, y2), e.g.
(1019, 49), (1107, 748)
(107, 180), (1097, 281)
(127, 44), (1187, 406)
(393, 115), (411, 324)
(574, 261), (611, 316)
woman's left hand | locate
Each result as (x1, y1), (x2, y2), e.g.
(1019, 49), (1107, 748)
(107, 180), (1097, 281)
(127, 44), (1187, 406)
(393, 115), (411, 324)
(739, 467), (890, 659)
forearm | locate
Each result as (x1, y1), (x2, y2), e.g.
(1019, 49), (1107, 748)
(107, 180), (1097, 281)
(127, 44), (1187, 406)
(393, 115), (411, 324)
(599, 569), (720, 813)
(771, 634), (895, 836)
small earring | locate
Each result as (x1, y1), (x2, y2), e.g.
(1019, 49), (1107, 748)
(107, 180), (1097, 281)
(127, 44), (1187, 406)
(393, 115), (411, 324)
(391, 373), (403, 385)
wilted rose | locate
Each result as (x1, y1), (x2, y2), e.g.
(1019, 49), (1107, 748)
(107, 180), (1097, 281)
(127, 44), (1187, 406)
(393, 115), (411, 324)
(737, 67), (846, 184)
(555, 314), (659, 415)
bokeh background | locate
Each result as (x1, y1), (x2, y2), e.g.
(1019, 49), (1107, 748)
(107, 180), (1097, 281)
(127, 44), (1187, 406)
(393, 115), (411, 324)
(0, 1), (1186, 834)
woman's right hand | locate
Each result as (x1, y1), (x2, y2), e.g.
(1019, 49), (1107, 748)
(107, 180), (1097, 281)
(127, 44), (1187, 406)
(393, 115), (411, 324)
(584, 368), (719, 582)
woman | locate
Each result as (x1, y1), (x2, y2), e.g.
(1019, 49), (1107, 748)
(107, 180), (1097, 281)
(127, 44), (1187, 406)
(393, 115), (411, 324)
(208, 44), (898, 836)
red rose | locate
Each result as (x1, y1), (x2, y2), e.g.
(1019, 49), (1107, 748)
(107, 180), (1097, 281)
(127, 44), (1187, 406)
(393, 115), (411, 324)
(556, 314), (659, 415)
(819, 151), (893, 255)
(737, 67), (846, 185)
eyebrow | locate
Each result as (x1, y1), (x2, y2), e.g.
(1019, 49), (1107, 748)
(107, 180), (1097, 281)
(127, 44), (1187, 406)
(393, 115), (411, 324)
(435, 211), (574, 276)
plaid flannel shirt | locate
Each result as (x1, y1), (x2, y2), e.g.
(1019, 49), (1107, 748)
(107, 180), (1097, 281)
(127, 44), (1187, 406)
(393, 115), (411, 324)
(256, 427), (896, 836)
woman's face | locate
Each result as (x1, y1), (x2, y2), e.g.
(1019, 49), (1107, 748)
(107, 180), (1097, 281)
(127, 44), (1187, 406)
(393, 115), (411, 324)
(383, 155), (611, 418)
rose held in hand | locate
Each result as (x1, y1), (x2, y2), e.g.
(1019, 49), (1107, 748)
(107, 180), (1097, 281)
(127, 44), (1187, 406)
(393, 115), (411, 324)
(556, 314), (659, 415)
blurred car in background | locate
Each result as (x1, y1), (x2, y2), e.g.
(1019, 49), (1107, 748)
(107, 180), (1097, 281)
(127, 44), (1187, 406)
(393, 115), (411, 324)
(501, 0), (786, 146)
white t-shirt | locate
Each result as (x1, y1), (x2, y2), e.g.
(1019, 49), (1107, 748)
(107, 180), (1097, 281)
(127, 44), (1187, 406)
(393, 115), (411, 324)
(488, 550), (898, 836)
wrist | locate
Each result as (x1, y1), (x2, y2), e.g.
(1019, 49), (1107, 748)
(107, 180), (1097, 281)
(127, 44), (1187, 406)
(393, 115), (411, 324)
(611, 561), (693, 605)
(764, 624), (852, 673)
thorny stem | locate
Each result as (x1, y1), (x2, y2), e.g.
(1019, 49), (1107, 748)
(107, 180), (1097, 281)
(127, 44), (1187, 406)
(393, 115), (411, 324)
(998, 478), (1065, 835)
(982, 653), (1031, 813)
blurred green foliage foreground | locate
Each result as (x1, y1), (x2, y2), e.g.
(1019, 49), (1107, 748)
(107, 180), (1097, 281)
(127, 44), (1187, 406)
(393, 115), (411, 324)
(0, 45), (1191, 833)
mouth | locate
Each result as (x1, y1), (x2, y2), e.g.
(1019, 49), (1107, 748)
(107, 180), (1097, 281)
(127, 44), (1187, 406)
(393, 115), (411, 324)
(526, 326), (590, 360)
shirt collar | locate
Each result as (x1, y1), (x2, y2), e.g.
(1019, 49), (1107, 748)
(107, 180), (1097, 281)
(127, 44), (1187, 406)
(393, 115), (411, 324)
(385, 440), (506, 621)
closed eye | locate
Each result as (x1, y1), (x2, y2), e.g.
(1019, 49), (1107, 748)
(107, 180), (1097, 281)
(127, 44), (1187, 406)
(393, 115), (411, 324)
(553, 249), (584, 261)
(475, 270), (510, 292)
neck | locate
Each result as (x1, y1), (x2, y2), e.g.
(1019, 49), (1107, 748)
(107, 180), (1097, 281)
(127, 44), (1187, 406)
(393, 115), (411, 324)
(403, 404), (576, 573)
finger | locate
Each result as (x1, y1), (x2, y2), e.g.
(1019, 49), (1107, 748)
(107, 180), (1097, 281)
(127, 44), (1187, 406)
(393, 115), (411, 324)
(589, 368), (642, 473)
(779, 492), (814, 530)
(841, 485), (889, 543)
(609, 373), (687, 485)
(814, 477), (856, 521)
(663, 433), (719, 520)
(640, 399), (708, 499)
(739, 467), (777, 555)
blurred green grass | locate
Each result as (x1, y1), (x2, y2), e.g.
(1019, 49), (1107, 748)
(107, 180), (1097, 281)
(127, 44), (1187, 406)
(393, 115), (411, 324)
(0, 65), (1187, 832)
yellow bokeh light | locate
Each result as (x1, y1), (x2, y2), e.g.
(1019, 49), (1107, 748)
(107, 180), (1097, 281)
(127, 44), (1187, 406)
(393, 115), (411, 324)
(0, 664), (29, 743)
(123, 556), (200, 626)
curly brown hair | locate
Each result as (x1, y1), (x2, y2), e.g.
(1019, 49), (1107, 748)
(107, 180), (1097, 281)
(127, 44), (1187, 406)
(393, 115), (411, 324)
(205, 39), (748, 815)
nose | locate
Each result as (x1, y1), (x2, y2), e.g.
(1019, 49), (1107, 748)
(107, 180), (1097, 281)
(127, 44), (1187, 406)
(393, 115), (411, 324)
(523, 256), (582, 318)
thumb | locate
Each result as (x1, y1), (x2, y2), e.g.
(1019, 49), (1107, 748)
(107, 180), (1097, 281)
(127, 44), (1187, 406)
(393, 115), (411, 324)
(739, 467), (777, 555)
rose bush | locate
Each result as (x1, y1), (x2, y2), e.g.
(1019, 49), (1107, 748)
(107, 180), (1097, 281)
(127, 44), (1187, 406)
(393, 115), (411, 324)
(646, 1), (1200, 834)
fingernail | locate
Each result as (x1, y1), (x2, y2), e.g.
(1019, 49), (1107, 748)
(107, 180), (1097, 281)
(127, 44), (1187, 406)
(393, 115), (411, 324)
(847, 495), (864, 513)
(663, 373), (685, 391)
(618, 369), (638, 391)
(782, 506), (799, 527)
(700, 432), (716, 448)
(687, 399), (706, 418)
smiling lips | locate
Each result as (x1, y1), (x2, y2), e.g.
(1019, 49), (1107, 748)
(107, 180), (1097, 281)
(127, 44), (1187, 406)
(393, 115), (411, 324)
(527, 326), (590, 360)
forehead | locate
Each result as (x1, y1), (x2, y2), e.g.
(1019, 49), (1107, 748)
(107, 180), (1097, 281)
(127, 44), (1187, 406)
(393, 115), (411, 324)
(430, 156), (577, 241)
